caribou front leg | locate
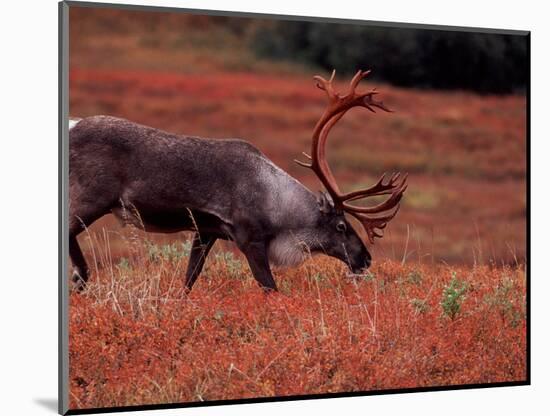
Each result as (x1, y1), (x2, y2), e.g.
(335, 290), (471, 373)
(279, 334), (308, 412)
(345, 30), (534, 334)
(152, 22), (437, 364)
(239, 241), (278, 292)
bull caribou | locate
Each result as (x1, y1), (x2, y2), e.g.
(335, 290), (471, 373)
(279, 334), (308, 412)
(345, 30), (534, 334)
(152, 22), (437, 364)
(68, 70), (407, 292)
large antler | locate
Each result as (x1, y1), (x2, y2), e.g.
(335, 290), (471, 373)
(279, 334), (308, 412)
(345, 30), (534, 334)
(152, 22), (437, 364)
(295, 69), (407, 243)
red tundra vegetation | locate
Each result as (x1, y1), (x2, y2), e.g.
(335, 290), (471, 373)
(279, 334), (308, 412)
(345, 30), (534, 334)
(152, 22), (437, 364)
(69, 237), (526, 408)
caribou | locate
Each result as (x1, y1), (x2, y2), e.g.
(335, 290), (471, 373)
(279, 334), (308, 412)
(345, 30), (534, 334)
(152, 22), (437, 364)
(68, 70), (407, 292)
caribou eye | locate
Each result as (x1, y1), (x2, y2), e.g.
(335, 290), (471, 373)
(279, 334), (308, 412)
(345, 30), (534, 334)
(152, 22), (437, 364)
(336, 221), (347, 233)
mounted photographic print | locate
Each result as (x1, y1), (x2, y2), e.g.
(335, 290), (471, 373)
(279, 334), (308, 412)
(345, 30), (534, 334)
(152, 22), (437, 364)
(59, 1), (530, 414)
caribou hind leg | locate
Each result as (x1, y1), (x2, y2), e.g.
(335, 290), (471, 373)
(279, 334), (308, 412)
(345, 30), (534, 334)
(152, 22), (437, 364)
(69, 234), (89, 291)
(68, 196), (114, 291)
(184, 232), (217, 292)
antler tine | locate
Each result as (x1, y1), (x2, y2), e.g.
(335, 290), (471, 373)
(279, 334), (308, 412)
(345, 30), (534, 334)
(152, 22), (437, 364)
(313, 69), (337, 100)
(294, 158), (312, 168)
(352, 203), (402, 243)
(343, 179), (407, 214)
(363, 93), (393, 113)
(348, 69), (371, 94)
(293, 151), (313, 168)
(348, 70), (393, 113)
(350, 72), (394, 114)
(343, 173), (391, 201)
(342, 172), (407, 202)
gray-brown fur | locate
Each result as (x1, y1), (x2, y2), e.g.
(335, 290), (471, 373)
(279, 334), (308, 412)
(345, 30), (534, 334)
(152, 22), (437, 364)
(69, 115), (371, 292)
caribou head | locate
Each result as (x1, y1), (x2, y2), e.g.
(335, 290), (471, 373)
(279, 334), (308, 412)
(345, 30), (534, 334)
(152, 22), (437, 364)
(295, 69), (408, 273)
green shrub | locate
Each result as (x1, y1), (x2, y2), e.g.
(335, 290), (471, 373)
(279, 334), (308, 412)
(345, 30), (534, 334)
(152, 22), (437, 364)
(440, 273), (468, 320)
(485, 276), (524, 328)
(214, 252), (244, 278)
(146, 241), (191, 263)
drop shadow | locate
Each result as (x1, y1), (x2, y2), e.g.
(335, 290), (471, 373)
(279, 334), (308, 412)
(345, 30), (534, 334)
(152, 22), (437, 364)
(34, 398), (58, 413)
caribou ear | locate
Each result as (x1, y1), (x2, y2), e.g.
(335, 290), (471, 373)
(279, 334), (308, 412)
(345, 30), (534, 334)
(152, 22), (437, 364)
(317, 191), (335, 214)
